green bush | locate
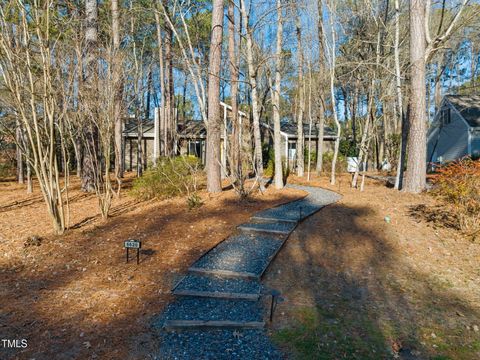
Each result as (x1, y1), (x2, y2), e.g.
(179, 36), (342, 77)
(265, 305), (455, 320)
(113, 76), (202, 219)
(322, 151), (347, 173)
(339, 140), (359, 157)
(131, 156), (204, 202)
(263, 146), (275, 177)
(304, 148), (317, 167)
(0, 162), (14, 179)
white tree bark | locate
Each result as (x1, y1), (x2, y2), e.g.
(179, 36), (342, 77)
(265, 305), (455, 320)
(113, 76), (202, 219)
(273, 0), (284, 189)
(240, 0), (264, 185)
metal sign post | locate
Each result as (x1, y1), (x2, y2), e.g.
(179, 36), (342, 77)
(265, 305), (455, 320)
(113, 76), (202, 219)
(124, 240), (141, 265)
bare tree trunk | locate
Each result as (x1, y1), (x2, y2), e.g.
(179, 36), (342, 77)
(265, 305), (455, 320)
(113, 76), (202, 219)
(136, 115), (143, 177)
(404, 0), (427, 193)
(16, 119), (24, 184)
(316, 0), (326, 174)
(307, 61), (314, 181)
(205, 0), (224, 193)
(154, 10), (166, 158)
(111, 0), (124, 182)
(296, 13), (305, 177)
(228, 0), (241, 186)
(394, 0), (405, 190)
(163, 0), (174, 156)
(81, 0), (99, 192)
(327, 0), (340, 185)
(273, 0), (284, 189)
(240, 0), (264, 185)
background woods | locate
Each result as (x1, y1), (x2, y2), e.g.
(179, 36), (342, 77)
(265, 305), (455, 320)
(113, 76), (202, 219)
(1, 0), (479, 234)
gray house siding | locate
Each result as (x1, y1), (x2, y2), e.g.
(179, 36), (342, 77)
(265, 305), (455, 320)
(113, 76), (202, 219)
(471, 130), (480, 158)
(427, 101), (470, 163)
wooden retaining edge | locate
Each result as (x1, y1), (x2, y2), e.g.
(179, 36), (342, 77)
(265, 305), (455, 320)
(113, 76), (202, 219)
(237, 225), (294, 235)
(258, 222), (299, 278)
(173, 289), (260, 301)
(188, 267), (260, 280)
(251, 215), (298, 224)
(163, 320), (265, 330)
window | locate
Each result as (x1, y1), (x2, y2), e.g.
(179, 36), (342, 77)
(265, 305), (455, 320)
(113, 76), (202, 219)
(440, 108), (451, 126)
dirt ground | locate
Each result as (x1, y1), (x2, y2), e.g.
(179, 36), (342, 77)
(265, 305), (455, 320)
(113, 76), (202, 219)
(265, 174), (480, 359)
(0, 174), (305, 359)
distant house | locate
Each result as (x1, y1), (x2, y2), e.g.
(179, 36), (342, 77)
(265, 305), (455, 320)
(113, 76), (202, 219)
(261, 122), (338, 169)
(427, 95), (480, 164)
(123, 102), (338, 173)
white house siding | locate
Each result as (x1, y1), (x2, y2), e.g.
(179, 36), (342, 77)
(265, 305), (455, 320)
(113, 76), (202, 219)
(427, 106), (469, 162)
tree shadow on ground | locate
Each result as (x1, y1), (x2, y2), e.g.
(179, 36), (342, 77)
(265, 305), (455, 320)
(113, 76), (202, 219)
(265, 203), (480, 360)
(0, 190), (302, 359)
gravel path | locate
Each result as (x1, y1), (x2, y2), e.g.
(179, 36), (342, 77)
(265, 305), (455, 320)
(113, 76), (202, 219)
(158, 297), (264, 323)
(190, 233), (285, 277)
(254, 184), (341, 222)
(152, 184), (341, 359)
(157, 329), (282, 360)
(174, 273), (261, 296)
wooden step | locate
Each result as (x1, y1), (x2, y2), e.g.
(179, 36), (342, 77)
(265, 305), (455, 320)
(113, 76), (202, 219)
(163, 320), (265, 330)
(173, 289), (260, 301)
(173, 273), (261, 300)
(188, 266), (259, 280)
(237, 220), (297, 235)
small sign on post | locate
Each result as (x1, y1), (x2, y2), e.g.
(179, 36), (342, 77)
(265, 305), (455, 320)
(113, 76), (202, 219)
(124, 239), (141, 265)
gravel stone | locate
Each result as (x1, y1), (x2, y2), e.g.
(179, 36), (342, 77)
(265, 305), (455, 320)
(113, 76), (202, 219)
(156, 329), (282, 360)
(157, 297), (264, 323)
(254, 184), (341, 222)
(191, 233), (285, 276)
(174, 273), (262, 296)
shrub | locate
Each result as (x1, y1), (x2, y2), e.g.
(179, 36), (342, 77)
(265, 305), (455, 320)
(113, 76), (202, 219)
(187, 193), (203, 210)
(322, 151), (347, 173)
(0, 161), (14, 179)
(131, 156), (204, 203)
(431, 158), (480, 238)
(339, 140), (359, 157)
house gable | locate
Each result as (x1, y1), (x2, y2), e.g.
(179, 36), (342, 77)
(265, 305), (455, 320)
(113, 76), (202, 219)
(427, 98), (470, 163)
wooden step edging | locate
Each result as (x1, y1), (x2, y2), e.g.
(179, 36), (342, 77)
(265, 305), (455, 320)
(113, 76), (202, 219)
(251, 215), (298, 224)
(188, 267), (260, 280)
(173, 289), (260, 301)
(163, 320), (265, 330)
(237, 225), (293, 235)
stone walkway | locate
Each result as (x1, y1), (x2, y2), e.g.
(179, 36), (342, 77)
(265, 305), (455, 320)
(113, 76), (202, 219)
(151, 184), (341, 359)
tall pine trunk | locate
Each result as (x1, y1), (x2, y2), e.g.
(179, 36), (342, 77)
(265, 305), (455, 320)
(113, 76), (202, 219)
(404, 0), (427, 193)
(81, 0), (99, 192)
(111, 0), (124, 181)
(205, 0), (224, 193)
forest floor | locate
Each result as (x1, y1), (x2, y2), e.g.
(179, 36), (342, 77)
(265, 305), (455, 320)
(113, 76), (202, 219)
(265, 174), (480, 360)
(1, 173), (479, 359)
(0, 174), (305, 360)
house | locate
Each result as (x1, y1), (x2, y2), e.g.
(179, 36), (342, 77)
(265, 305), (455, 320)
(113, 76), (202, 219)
(123, 102), (338, 173)
(427, 95), (480, 164)
(123, 102), (247, 172)
(261, 122), (338, 169)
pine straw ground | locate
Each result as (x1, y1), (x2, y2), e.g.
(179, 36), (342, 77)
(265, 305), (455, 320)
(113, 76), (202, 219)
(265, 174), (480, 360)
(0, 175), (305, 359)
(1, 173), (479, 359)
